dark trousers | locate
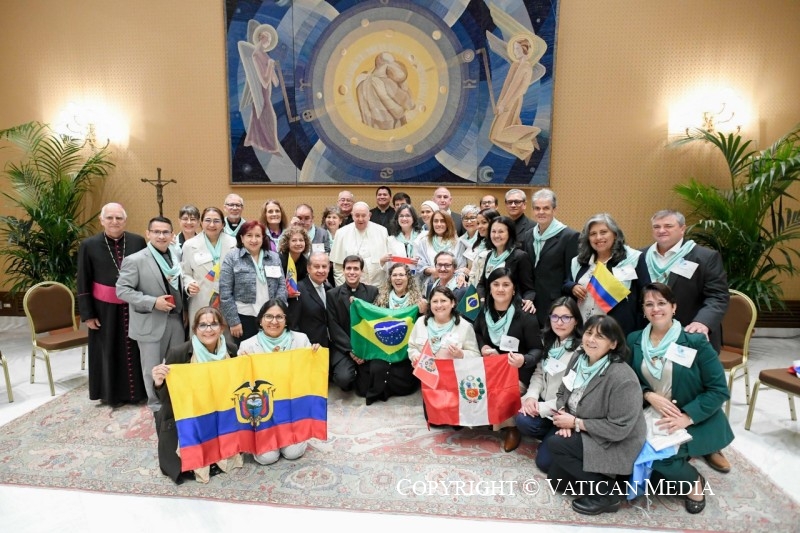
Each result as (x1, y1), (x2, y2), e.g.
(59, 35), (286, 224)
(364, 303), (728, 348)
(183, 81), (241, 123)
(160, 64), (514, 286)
(547, 431), (615, 495)
(234, 314), (259, 347)
(514, 412), (557, 472)
(329, 348), (357, 391)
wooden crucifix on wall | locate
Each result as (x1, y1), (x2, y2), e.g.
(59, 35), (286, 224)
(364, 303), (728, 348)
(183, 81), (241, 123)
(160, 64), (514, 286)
(141, 168), (176, 217)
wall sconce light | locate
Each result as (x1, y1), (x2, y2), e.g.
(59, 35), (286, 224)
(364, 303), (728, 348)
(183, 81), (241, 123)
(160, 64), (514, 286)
(695, 102), (740, 136)
(668, 87), (750, 139)
(53, 101), (128, 150)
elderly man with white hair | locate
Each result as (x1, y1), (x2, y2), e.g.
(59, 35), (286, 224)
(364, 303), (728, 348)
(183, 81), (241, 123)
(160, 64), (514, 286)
(329, 201), (388, 286)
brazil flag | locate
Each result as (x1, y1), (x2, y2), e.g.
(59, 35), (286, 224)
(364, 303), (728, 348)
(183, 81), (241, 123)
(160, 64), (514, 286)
(350, 299), (419, 363)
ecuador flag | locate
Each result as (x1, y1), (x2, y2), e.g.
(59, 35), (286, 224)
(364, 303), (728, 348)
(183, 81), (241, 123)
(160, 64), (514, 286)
(421, 355), (520, 426)
(350, 298), (418, 363)
(166, 347), (328, 471)
(587, 261), (630, 312)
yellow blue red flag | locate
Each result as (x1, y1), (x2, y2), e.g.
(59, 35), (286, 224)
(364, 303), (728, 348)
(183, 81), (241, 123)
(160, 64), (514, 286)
(587, 261), (630, 313)
(286, 255), (300, 297)
(166, 347), (328, 471)
(350, 298), (418, 363)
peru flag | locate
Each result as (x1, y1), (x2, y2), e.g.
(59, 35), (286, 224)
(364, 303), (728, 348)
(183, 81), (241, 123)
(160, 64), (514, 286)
(421, 355), (520, 427)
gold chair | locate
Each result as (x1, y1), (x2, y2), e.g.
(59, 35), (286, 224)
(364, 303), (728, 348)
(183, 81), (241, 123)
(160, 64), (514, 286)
(745, 368), (799, 430)
(718, 289), (757, 416)
(23, 281), (88, 396)
(0, 348), (12, 402)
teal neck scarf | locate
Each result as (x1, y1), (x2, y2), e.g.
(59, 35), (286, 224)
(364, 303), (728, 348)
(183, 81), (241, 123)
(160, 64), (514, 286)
(485, 305), (516, 346)
(307, 225), (316, 243)
(224, 218), (244, 237)
(427, 317), (456, 353)
(486, 248), (512, 274)
(251, 249), (267, 284)
(147, 243), (181, 291)
(432, 235), (454, 253)
(191, 335), (227, 363)
(389, 290), (410, 309)
(256, 329), (293, 352)
(532, 219), (567, 266)
(645, 240), (696, 283)
(642, 319), (682, 380)
(203, 233), (222, 264)
(460, 231), (479, 251)
(397, 230), (419, 257)
(572, 352), (611, 390)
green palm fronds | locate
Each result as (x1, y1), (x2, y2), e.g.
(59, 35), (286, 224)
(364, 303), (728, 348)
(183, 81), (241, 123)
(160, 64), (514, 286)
(0, 121), (114, 294)
(673, 125), (800, 310)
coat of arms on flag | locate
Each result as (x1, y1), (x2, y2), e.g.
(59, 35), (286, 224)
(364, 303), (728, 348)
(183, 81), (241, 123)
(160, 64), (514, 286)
(166, 347), (328, 471)
(421, 355), (520, 427)
(350, 298), (418, 363)
(286, 255), (300, 297)
(413, 340), (439, 388)
(587, 261), (630, 312)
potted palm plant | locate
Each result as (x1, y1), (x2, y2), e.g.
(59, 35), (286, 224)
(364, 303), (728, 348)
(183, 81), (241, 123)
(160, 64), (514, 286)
(0, 121), (114, 295)
(673, 124), (800, 310)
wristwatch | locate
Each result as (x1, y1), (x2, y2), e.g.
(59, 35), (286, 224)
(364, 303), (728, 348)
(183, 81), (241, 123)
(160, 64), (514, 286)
(574, 417), (581, 432)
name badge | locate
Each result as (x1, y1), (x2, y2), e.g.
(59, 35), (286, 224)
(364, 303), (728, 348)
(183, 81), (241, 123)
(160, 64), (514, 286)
(463, 250), (476, 262)
(612, 264), (638, 281)
(265, 265), (282, 278)
(664, 342), (697, 368)
(671, 259), (698, 279)
(194, 251), (212, 264)
(311, 243), (325, 253)
(562, 370), (577, 391)
(499, 335), (520, 352)
(544, 357), (567, 376)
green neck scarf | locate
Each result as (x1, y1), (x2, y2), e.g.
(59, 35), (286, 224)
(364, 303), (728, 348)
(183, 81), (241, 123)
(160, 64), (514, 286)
(485, 305), (516, 346)
(257, 329), (293, 352)
(224, 218), (244, 237)
(147, 243), (181, 291)
(486, 248), (512, 274)
(645, 240), (696, 283)
(642, 319), (682, 380)
(251, 249), (267, 284)
(389, 290), (410, 309)
(426, 317), (456, 353)
(191, 335), (227, 363)
(572, 352), (611, 390)
(203, 233), (222, 264)
(532, 219), (567, 266)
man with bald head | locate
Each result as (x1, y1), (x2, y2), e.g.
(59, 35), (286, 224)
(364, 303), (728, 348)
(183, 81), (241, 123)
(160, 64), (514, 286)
(77, 203), (148, 407)
(329, 201), (388, 286)
(433, 186), (463, 235)
(222, 193), (246, 237)
(337, 190), (355, 226)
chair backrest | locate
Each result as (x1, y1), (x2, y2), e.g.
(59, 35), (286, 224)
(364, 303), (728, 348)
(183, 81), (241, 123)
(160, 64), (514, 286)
(720, 289), (757, 353)
(23, 281), (77, 334)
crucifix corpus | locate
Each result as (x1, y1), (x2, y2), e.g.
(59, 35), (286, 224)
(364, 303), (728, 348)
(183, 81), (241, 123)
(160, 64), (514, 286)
(141, 168), (177, 217)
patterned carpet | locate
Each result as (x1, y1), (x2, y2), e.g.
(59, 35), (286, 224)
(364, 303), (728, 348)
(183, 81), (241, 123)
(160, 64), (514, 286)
(0, 385), (795, 531)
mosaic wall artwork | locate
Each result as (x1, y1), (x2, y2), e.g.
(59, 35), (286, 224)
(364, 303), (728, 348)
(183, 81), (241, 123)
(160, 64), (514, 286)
(226, 0), (558, 186)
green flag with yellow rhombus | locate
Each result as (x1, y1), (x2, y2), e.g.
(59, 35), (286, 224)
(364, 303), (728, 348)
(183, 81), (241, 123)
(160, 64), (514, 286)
(350, 298), (419, 363)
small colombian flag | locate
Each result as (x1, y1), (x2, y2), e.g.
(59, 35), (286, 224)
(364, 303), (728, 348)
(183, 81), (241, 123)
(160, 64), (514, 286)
(586, 261), (630, 312)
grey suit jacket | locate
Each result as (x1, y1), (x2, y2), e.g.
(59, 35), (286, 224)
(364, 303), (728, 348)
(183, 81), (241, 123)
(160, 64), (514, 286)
(116, 247), (176, 343)
(310, 225), (331, 254)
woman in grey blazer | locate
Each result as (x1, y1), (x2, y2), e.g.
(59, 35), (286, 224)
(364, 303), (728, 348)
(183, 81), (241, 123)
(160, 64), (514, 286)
(546, 315), (646, 516)
(219, 220), (287, 346)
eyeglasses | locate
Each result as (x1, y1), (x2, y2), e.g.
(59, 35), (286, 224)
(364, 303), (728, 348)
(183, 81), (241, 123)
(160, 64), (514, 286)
(262, 314), (286, 322)
(463, 216), (478, 222)
(338, 198), (353, 204)
(197, 323), (221, 331)
(149, 230), (173, 236)
(549, 314), (574, 324)
(224, 203), (243, 208)
(435, 263), (454, 269)
(203, 218), (223, 225)
(505, 199), (525, 206)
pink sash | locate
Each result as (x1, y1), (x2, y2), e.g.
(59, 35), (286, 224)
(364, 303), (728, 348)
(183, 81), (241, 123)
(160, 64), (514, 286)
(92, 282), (125, 305)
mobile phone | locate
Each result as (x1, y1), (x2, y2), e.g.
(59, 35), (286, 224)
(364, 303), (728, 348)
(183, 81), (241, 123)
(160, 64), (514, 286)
(165, 295), (175, 306)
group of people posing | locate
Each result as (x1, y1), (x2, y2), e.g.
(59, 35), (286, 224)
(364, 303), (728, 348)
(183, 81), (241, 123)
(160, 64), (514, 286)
(76, 186), (733, 514)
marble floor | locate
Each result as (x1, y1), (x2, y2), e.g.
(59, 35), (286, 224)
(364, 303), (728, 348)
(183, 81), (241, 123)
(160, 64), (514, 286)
(0, 317), (798, 533)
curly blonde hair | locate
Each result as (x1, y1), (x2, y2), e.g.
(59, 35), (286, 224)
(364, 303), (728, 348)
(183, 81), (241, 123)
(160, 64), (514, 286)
(374, 263), (424, 308)
(278, 226), (310, 255)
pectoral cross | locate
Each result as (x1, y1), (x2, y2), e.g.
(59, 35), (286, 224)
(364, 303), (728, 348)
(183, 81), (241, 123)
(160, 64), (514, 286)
(141, 167), (177, 217)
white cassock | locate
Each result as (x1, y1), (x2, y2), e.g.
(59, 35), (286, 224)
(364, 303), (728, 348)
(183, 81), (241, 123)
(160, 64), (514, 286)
(329, 221), (388, 287)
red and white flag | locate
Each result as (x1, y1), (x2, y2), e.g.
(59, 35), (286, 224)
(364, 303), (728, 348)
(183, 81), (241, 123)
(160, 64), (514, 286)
(421, 355), (521, 426)
(412, 340), (439, 388)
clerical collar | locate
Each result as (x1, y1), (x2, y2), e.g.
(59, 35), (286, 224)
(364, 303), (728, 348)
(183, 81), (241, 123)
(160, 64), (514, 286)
(104, 233), (124, 242)
(347, 284), (360, 292)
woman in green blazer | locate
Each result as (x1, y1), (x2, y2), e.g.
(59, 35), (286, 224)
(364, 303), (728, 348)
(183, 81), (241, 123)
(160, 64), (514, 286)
(628, 282), (734, 514)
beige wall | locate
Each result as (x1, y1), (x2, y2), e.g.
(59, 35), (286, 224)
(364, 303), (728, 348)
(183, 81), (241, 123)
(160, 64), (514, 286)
(1, 0), (799, 297)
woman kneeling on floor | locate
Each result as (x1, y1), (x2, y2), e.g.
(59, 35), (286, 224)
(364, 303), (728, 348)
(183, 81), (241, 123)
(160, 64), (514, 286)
(152, 306), (243, 484)
(546, 315), (646, 515)
(239, 299), (319, 465)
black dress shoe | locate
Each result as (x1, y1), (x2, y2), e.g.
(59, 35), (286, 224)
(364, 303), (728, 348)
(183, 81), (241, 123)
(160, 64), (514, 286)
(572, 494), (621, 515)
(685, 475), (707, 514)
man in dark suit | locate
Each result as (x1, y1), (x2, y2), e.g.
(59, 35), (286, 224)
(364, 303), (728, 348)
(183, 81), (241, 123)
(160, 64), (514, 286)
(505, 189), (535, 241)
(635, 209), (730, 473)
(292, 203), (331, 254)
(326, 255), (379, 392)
(288, 252), (331, 347)
(116, 216), (186, 412)
(423, 251), (467, 303)
(433, 186), (463, 236)
(369, 186), (396, 230)
(520, 189), (579, 327)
